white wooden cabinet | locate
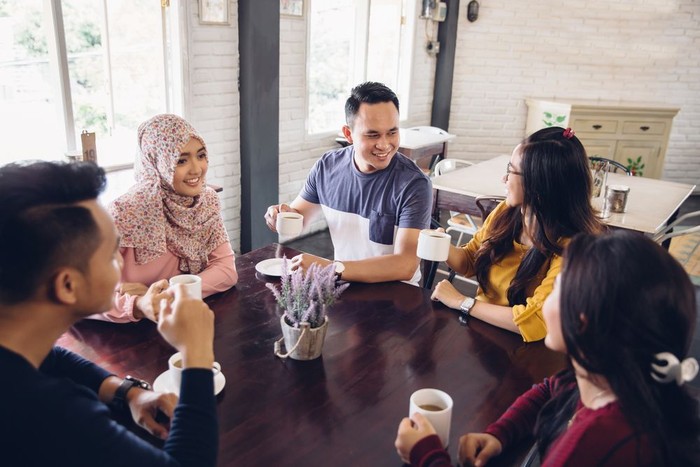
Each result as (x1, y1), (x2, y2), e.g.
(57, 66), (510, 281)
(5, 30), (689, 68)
(525, 99), (679, 179)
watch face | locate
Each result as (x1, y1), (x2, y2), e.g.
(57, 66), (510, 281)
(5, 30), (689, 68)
(335, 262), (345, 274)
(461, 297), (475, 312)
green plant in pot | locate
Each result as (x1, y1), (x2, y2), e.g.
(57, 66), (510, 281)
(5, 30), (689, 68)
(267, 258), (349, 360)
(626, 156), (645, 177)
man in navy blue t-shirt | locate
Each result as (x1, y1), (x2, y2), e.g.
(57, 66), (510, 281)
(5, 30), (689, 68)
(0, 161), (218, 466)
(265, 82), (432, 285)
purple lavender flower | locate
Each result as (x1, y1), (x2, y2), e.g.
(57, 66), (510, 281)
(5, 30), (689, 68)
(267, 259), (349, 328)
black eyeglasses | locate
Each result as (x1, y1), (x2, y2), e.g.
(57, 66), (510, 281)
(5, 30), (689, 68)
(506, 162), (522, 179)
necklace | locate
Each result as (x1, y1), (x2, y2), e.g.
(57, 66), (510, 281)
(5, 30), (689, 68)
(567, 389), (611, 429)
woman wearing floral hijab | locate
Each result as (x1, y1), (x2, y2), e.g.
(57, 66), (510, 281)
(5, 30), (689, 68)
(96, 114), (237, 322)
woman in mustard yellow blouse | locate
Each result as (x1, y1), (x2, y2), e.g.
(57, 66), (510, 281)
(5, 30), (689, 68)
(431, 127), (603, 342)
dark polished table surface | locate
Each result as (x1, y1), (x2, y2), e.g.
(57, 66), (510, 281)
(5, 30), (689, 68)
(58, 244), (567, 466)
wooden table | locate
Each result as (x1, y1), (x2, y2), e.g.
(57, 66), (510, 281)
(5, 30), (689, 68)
(432, 155), (696, 236)
(58, 244), (566, 466)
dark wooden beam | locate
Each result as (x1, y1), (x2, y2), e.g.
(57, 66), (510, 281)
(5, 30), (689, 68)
(238, 0), (279, 252)
(431, 0), (460, 131)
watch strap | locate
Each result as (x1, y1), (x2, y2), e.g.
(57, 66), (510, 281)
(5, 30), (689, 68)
(113, 375), (151, 412)
(333, 261), (345, 280)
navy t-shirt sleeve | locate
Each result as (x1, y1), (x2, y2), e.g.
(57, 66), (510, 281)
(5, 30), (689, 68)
(18, 364), (217, 467)
(40, 346), (112, 394)
(397, 175), (432, 230)
(11, 346), (219, 467)
(300, 158), (321, 204)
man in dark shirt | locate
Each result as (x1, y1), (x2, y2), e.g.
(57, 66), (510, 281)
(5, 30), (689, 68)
(0, 161), (218, 466)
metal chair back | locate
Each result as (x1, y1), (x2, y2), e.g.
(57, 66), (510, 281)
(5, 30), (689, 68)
(653, 210), (700, 244)
(589, 156), (632, 176)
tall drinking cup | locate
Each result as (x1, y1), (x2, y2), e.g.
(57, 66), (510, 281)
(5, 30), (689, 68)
(409, 388), (453, 447)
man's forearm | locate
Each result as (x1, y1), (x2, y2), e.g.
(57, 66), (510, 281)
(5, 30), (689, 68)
(341, 254), (419, 283)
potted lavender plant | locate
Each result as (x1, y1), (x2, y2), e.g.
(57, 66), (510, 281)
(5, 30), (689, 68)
(267, 258), (349, 360)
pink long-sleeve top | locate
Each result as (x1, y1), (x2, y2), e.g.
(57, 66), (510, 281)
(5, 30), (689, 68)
(90, 242), (237, 323)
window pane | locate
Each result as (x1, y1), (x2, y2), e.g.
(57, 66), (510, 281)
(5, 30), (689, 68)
(63, 0), (166, 167)
(0, 0), (62, 165)
(62, 0), (108, 147)
(307, 0), (410, 135)
(366, 0), (402, 90)
(107, 0), (165, 146)
(308, 0), (356, 134)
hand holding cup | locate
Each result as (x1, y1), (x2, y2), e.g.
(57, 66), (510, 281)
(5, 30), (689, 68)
(157, 285), (214, 370)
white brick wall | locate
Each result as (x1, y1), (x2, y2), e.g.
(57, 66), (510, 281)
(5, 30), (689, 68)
(449, 0), (700, 188)
(182, 0), (242, 250)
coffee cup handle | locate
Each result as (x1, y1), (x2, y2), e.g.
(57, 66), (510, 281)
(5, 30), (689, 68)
(212, 361), (221, 376)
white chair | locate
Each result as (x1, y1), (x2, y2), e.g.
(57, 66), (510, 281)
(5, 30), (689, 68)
(405, 126), (452, 174)
(652, 210), (700, 244)
(433, 159), (479, 246)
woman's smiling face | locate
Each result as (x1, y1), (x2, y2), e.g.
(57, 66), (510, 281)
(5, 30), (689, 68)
(172, 137), (208, 197)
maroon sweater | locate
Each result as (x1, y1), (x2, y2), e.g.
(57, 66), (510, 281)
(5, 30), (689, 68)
(409, 374), (653, 467)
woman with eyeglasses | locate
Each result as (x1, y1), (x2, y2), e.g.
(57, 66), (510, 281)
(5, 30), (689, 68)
(430, 127), (603, 342)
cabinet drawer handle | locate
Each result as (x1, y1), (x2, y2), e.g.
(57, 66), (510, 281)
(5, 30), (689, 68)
(592, 124), (602, 130)
(640, 126), (650, 131)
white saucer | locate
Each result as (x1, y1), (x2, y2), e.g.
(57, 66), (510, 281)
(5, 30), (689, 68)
(152, 369), (225, 396)
(255, 258), (286, 277)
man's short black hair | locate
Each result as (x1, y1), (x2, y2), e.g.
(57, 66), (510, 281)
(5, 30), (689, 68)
(344, 81), (400, 127)
(0, 161), (107, 304)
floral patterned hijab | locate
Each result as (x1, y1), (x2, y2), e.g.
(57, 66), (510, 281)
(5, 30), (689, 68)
(109, 114), (229, 274)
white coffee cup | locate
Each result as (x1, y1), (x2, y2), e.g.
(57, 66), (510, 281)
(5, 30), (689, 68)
(409, 388), (454, 447)
(168, 351), (221, 388)
(417, 229), (451, 262)
(276, 212), (304, 237)
(169, 274), (202, 300)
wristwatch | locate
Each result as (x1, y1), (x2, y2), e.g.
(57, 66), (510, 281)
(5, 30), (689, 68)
(112, 375), (151, 412)
(334, 261), (346, 280)
(459, 296), (476, 318)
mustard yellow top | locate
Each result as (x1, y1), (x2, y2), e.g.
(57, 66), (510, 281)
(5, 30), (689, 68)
(460, 202), (566, 342)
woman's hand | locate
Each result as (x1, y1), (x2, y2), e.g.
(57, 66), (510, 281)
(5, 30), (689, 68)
(395, 412), (439, 464)
(430, 279), (465, 310)
(458, 433), (502, 467)
(135, 279), (170, 322)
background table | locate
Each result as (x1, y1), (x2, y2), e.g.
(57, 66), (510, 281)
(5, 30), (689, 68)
(432, 155), (696, 236)
(59, 244), (566, 466)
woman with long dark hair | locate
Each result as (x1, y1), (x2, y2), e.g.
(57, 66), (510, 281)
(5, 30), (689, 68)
(431, 127), (602, 342)
(396, 230), (700, 466)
